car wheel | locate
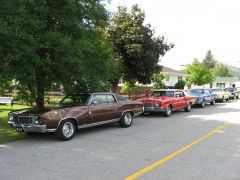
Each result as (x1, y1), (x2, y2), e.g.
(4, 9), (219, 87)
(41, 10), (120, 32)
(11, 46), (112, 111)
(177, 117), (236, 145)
(164, 105), (172, 117)
(56, 119), (76, 141)
(226, 97), (229, 101)
(237, 95), (239, 99)
(185, 103), (191, 112)
(200, 100), (205, 108)
(210, 99), (215, 105)
(220, 97), (224, 103)
(119, 112), (133, 127)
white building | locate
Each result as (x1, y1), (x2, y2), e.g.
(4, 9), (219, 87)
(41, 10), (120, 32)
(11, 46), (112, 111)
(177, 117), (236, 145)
(210, 77), (240, 88)
(160, 66), (190, 88)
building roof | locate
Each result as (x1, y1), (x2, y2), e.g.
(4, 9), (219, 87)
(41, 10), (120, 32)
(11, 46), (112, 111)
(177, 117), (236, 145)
(161, 66), (190, 77)
(214, 77), (240, 83)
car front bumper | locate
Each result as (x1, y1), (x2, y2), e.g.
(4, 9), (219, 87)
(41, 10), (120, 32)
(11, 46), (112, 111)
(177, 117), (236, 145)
(143, 106), (165, 113)
(8, 121), (47, 133)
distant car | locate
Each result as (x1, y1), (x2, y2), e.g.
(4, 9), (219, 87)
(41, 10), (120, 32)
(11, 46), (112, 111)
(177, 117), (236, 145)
(187, 88), (216, 108)
(211, 88), (230, 102)
(224, 87), (239, 99)
(135, 89), (196, 117)
(8, 93), (143, 141)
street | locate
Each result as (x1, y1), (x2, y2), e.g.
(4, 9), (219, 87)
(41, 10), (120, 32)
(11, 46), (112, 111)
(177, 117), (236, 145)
(1, 100), (240, 180)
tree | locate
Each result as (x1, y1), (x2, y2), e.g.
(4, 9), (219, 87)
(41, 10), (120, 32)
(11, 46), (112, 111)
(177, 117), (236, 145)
(0, 0), (113, 109)
(175, 80), (185, 89)
(106, 5), (173, 87)
(184, 59), (214, 86)
(202, 50), (216, 68)
(213, 62), (232, 77)
(152, 74), (165, 89)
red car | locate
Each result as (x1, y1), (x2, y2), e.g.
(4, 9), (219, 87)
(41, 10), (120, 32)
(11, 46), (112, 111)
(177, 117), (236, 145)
(135, 89), (196, 117)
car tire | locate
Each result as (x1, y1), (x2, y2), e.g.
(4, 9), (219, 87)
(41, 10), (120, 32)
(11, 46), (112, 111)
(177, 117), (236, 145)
(200, 100), (205, 108)
(185, 103), (191, 112)
(220, 98), (224, 103)
(56, 119), (76, 141)
(226, 97), (229, 101)
(119, 112), (133, 128)
(210, 99), (215, 105)
(164, 105), (172, 117)
(237, 95), (239, 99)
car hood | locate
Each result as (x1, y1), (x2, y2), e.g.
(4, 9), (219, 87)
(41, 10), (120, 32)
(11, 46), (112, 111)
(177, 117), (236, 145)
(136, 96), (170, 103)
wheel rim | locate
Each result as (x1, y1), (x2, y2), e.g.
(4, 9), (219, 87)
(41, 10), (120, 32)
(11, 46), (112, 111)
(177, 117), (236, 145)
(188, 104), (191, 110)
(124, 113), (132, 125)
(62, 122), (74, 138)
(167, 106), (171, 115)
(202, 102), (205, 107)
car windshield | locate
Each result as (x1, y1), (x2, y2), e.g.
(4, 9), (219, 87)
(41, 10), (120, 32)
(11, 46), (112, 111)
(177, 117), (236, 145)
(59, 93), (91, 105)
(151, 91), (174, 97)
(225, 88), (234, 92)
(212, 89), (222, 92)
(188, 89), (204, 94)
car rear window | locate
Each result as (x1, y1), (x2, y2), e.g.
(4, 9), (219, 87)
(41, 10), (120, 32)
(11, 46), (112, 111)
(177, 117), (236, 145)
(114, 93), (128, 101)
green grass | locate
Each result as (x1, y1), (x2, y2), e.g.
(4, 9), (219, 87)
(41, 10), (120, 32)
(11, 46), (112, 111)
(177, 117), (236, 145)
(0, 104), (29, 144)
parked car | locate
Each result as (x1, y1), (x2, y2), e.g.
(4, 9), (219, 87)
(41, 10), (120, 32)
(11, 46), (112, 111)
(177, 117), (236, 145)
(211, 88), (230, 102)
(224, 87), (240, 99)
(187, 88), (216, 108)
(135, 89), (196, 117)
(8, 93), (143, 141)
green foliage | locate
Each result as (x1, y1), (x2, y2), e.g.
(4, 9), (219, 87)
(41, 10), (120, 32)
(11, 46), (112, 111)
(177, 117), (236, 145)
(184, 59), (214, 86)
(106, 4), (173, 85)
(175, 80), (185, 89)
(152, 74), (165, 89)
(0, 104), (29, 143)
(0, 0), (113, 109)
(120, 82), (141, 93)
(213, 62), (232, 77)
(202, 50), (216, 68)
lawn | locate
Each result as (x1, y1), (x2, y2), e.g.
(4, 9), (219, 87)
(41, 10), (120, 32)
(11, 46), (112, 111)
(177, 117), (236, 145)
(0, 104), (29, 144)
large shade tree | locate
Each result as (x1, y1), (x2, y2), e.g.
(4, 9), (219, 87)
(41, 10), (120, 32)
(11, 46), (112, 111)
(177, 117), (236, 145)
(106, 5), (173, 90)
(184, 59), (214, 86)
(0, 0), (115, 109)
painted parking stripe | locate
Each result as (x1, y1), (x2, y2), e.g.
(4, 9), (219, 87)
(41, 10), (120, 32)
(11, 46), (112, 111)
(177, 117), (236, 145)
(124, 121), (230, 180)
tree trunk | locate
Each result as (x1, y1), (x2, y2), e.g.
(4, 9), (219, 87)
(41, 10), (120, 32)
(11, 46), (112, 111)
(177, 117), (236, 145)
(110, 79), (119, 93)
(35, 71), (45, 110)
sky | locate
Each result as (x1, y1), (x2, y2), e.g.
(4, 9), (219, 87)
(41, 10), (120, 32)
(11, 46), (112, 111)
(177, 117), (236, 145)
(106, 0), (240, 70)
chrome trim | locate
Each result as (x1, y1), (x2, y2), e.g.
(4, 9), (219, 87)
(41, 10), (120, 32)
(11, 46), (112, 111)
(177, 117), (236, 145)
(55, 117), (79, 131)
(78, 118), (120, 129)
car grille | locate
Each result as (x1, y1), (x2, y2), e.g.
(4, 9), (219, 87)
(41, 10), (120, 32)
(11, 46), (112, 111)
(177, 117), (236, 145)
(144, 103), (154, 107)
(13, 116), (34, 125)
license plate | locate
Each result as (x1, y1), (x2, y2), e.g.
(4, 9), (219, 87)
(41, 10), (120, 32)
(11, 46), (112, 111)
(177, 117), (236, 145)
(16, 127), (24, 132)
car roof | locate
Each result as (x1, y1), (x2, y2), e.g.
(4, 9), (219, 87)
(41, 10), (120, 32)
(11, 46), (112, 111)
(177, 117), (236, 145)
(153, 89), (182, 91)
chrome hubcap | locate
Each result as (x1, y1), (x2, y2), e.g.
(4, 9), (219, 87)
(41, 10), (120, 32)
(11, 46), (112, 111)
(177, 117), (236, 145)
(167, 106), (171, 115)
(62, 122), (74, 138)
(124, 113), (132, 125)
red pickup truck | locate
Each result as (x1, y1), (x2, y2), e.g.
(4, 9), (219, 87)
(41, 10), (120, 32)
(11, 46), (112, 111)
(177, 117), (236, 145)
(135, 89), (196, 117)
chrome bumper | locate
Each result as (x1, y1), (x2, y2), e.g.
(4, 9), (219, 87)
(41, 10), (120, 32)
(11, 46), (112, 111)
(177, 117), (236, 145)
(8, 121), (47, 133)
(143, 106), (164, 112)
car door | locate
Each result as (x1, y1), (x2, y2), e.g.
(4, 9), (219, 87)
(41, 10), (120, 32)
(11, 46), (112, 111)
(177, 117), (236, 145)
(89, 94), (115, 123)
(173, 91), (186, 108)
(205, 89), (212, 102)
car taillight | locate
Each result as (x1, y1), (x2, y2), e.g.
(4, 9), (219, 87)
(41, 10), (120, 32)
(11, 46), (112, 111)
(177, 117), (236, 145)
(154, 102), (160, 107)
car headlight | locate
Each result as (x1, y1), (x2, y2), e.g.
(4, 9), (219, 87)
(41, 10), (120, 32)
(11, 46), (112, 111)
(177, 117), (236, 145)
(8, 113), (13, 121)
(32, 116), (41, 125)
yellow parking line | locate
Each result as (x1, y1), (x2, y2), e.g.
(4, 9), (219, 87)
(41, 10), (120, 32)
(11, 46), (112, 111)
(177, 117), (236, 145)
(124, 121), (230, 180)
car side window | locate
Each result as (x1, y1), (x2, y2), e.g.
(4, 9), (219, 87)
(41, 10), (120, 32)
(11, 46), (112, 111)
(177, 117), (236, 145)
(175, 91), (184, 98)
(206, 90), (211, 94)
(91, 95), (109, 105)
(108, 95), (116, 104)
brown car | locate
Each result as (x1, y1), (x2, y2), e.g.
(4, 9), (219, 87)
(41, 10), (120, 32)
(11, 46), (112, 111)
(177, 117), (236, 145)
(8, 93), (143, 141)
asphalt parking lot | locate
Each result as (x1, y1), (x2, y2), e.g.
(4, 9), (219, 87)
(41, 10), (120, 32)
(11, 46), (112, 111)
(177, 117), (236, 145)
(1, 100), (240, 180)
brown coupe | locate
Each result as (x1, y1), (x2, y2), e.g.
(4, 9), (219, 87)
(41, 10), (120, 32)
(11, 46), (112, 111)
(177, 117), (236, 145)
(8, 93), (143, 140)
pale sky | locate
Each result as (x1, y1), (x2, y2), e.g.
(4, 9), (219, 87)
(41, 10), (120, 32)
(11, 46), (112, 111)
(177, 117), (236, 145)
(106, 0), (240, 69)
